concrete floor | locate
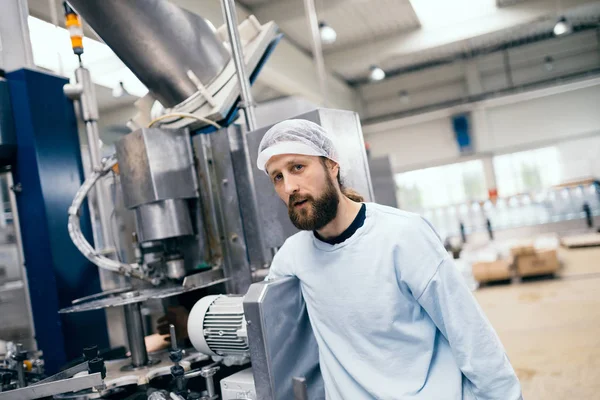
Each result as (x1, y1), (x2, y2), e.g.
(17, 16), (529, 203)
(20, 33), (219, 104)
(475, 247), (600, 399)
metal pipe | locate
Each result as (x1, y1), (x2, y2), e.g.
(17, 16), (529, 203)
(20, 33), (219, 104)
(68, 0), (229, 108)
(73, 67), (128, 298)
(219, 2), (270, 268)
(123, 302), (149, 367)
(15, 344), (25, 388)
(74, 68), (113, 254)
(220, 0), (257, 131)
(7, 173), (36, 349)
(303, 0), (328, 107)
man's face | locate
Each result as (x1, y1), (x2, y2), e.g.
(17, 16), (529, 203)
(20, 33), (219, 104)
(266, 154), (340, 231)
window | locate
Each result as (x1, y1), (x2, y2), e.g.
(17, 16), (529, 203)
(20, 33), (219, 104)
(395, 159), (487, 212)
(27, 17), (147, 97)
(493, 147), (561, 197)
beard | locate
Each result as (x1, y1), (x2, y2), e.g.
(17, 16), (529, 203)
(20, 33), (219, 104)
(287, 173), (339, 231)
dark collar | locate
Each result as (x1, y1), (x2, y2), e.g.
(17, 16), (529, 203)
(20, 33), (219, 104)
(314, 203), (367, 245)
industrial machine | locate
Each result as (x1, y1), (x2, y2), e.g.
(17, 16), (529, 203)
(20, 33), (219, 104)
(1, 0), (376, 399)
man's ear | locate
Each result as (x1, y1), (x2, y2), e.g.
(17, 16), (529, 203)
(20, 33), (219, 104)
(324, 158), (339, 178)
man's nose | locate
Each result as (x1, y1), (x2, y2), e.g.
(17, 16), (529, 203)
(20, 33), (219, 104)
(283, 175), (299, 195)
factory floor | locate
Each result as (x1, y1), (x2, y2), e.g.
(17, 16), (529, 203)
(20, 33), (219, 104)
(475, 247), (600, 399)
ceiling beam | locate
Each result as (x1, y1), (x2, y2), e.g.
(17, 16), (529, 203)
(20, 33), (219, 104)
(325, 0), (597, 79)
(250, 0), (347, 25)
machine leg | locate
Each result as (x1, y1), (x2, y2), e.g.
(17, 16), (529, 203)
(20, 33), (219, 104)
(123, 302), (149, 368)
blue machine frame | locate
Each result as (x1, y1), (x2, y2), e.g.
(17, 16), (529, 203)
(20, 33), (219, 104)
(6, 68), (108, 374)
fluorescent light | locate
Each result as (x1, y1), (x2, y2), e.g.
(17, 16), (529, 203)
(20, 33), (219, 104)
(369, 65), (385, 81)
(318, 22), (337, 45)
(553, 17), (572, 36)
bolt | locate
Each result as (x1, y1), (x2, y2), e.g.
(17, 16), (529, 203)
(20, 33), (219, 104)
(222, 179), (228, 185)
(230, 234), (239, 242)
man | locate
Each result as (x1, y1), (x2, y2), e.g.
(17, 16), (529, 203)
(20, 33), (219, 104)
(257, 119), (522, 400)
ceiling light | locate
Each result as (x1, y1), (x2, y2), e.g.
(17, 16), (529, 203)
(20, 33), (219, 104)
(553, 17), (572, 36)
(544, 56), (554, 71)
(318, 22), (337, 45)
(369, 65), (386, 82)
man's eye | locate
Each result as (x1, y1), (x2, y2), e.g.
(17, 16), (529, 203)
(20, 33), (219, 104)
(294, 165), (304, 171)
(273, 174), (283, 182)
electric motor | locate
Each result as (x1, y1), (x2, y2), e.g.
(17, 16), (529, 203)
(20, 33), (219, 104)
(187, 295), (249, 357)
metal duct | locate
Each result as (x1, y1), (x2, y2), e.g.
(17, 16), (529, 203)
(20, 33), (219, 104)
(68, 0), (230, 108)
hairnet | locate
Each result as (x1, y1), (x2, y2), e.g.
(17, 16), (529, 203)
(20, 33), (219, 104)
(257, 119), (342, 174)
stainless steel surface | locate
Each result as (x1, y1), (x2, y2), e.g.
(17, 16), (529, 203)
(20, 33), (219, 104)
(245, 108), (374, 250)
(220, 368), (256, 400)
(0, 373), (103, 400)
(36, 362), (88, 385)
(243, 277), (325, 400)
(134, 199), (193, 242)
(220, 0), (257, 131)
(228, 126), (270, 269)
(166, 258), (186, 280)
(303, 0), (328, 106)
(0, 0), (34, 72)
(193, 133), (253, 294)
(123, 302), (149, 367)
(193, 135), (225, 265)
(60, 269), (228, 313)
(169, 324), (177, 349)
(115, 128), (197, 209)
(182, 268), (228, 289)
(72, 287), (133, 305)
(68, 0), (230, 108)
(292, 377), (308, 400)
(368, 156), (399, 208)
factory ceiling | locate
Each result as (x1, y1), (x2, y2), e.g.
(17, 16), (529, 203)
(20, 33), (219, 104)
(26, 0), (600, 118)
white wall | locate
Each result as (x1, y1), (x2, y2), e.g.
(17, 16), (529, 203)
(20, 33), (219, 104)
(364, 79), (600, 174)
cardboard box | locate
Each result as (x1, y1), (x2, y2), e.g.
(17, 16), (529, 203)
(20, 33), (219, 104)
(472, 259), (512, 283)
(510, 244), (535, 257)
(516, 249), (559, 277)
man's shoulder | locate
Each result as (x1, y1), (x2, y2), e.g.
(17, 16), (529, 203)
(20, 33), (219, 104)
(277, 230), (313, 254)
(366, 203), (441, 241)
(366, 203), (422, 225)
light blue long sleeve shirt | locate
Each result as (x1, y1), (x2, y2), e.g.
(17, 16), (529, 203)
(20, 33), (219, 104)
(267, 203), (522, 399)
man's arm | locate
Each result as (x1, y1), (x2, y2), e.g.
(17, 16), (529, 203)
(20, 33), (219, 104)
(397, 216), (522, 399)
(265, 240), (296, 281)
(416, 257), (522, 399)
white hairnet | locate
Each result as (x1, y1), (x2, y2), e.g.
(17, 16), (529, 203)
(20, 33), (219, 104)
(257, 119), (342, 174)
